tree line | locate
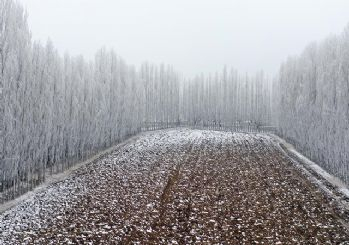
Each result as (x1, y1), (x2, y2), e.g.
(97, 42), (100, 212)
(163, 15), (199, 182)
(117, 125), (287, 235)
(0, 0), (273, 202)
(276, 26), (349, 184)
(0, 0), (183, 201)
(181, 68), (272, 127)
(1, 0), (348, 202)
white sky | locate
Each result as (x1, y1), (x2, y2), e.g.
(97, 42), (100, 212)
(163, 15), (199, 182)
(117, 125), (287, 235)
(19, 0), (349, 77)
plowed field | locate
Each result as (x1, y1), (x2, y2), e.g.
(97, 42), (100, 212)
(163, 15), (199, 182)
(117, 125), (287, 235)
(0, 129), (348, 244)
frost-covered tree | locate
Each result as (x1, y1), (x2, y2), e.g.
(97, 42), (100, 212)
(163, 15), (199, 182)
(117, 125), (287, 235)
(276, 25), (349, 184)
(0, 0), (182, 201)
(180, 68), (273, 128)
(2, 0), (348, 202)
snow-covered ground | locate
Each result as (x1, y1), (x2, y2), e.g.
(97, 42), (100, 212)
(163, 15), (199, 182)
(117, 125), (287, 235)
(0, 129), (348, 244)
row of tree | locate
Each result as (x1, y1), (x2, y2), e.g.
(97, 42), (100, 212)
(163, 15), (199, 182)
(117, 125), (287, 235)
(181, 68), (272, 127)
(276, 26), (349, 184)
(1, 0), (348, 202)
(0, 0), (184, 201)
(1, 0), (272, 201)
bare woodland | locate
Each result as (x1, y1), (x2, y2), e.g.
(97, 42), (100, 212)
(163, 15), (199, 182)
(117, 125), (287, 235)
(0, 0), (348, 218)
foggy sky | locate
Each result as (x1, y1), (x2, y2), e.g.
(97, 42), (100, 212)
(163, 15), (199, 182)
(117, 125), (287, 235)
(19, 0), (349, 77)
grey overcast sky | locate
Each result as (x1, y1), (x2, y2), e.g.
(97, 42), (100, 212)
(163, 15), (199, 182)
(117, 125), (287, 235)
(19, 0), (349, 77)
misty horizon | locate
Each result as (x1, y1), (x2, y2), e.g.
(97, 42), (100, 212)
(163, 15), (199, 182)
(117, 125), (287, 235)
(19, 0), (349, 78)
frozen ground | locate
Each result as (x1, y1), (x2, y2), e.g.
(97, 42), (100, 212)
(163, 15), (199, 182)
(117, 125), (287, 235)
(0, 129), (348, 244)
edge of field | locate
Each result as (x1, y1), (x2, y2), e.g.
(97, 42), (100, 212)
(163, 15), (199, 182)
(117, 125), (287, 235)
(271, 133), (349, 199)
(271, 133), (349, 231)
(0, 130), (159, 215)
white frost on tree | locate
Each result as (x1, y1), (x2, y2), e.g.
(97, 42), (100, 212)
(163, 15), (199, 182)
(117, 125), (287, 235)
(1, 0), (348, 202)
(276, 26), (349, 184)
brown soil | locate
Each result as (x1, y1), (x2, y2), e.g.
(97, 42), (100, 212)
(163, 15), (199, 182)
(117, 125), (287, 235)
(2, 130), (349, 244)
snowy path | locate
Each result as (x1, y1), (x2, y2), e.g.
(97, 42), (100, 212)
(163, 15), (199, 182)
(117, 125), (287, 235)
(0, 129), (348, 244)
